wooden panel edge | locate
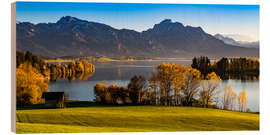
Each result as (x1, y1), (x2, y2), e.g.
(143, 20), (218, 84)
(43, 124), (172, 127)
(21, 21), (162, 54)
(11, 2), (16, 133)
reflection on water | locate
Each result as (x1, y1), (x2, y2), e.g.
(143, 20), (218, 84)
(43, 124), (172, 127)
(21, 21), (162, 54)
(50, 71), (95, 81)
(219, 80), (259, 112)
(49, 60), (259, 112)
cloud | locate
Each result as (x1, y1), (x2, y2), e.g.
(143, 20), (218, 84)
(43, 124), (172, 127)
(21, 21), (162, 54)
(224, 34), (259, 42)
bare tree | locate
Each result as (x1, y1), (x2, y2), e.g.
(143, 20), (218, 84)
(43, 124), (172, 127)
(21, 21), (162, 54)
(199, 72), (221, 108)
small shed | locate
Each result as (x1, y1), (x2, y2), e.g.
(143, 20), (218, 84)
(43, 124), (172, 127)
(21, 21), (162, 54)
(42, 92), (65, 108)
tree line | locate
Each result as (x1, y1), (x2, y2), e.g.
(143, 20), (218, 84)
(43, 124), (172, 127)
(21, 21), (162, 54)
(49, 60), (95, 81)
(16, 51), (95, 106)
(16, 51), (95, 81)
(191, 56), (259, 80)
(94, 63), (248, 112)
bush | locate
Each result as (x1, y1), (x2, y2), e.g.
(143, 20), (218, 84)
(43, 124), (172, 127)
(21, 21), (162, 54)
(94, 83), (128, 104)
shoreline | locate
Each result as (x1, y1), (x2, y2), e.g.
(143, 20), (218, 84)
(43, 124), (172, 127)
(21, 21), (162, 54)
(44, 57), (259, 63)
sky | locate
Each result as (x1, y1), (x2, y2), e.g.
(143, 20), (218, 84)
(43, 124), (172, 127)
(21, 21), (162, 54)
(16, 2), (259, 42)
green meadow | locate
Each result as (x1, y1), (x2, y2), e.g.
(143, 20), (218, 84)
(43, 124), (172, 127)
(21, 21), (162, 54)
(16, 105), (259, 133)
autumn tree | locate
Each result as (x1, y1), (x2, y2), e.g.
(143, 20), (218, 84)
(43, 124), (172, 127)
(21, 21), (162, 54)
(199, 72), (221, 108)
(108, 84), (128, 104)
(94, 83), (108, 103)
(76, 61), (85, 73)
(222, 85), (236, 110)
(171, 64), (186, 105)
(128, 75), (147, 104)
(150, 63), (201, 106)
(154, 63), (186, 105)
(16, 62), (50, 106)
(148, 73), (160, 105)
(181, 66), (201, 106)
(94, 83), (129, 104)
(238, 90), (247, 112)
(156, 63), (174, 105)
(81, 59), (95, 73)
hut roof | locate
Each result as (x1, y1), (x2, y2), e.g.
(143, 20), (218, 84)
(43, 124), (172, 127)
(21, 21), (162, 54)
(42, 92), (64, 100)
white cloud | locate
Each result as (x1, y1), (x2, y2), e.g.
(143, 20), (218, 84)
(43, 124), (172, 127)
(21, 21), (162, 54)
(223, 34), (259, 42)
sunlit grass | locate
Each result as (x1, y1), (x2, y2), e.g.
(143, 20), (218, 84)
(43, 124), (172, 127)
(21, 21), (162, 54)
(16, 106), (259, 133)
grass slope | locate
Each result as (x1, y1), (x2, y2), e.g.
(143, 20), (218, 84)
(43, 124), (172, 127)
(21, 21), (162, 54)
(16, 106), (259, 133)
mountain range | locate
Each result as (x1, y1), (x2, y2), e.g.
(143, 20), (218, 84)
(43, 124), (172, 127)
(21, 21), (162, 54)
(214, 34), (259, 49)
(16, 16), (259, 58)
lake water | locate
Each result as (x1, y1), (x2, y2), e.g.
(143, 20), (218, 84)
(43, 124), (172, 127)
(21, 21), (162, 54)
(49, 60), (259, 112)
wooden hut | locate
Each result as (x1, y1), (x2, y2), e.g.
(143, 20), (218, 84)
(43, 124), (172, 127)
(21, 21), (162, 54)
(42, 92), (65, 108)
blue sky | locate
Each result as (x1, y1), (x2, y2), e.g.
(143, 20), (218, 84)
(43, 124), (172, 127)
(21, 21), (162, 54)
(16, 2), (259, 41)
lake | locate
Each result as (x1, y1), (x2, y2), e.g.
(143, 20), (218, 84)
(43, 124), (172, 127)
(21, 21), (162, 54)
(49, 60), (259, 112)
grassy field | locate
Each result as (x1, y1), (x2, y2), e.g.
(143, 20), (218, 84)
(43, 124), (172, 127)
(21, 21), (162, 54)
(16, 105), (259, 133)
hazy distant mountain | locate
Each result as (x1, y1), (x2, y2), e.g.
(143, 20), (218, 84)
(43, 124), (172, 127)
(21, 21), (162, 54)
(214, 34), (259, 48)
(16, 16), (259, 58)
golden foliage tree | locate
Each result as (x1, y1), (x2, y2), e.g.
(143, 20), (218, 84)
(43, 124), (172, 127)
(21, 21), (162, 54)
(150, 64), (202, 106)
(181, 66), (201, 106)
(222, 85), (237, 110)
(238, 90), (247, 112)
(16, 63), (50, 106)
(156, 63), (186, 105)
